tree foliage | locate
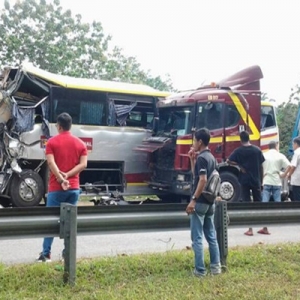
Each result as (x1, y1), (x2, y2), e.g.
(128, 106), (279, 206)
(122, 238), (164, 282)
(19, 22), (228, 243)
(276, 102), (298, 157)
(0, 0), (174, 91)
(276, 88), (300, 158)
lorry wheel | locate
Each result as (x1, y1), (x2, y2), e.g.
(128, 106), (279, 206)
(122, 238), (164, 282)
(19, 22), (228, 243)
(219, 171), (241, 202)
(10, 170), (44, 207)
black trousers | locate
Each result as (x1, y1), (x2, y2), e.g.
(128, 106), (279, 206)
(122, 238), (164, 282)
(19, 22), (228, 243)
(241, 185), (262, 202)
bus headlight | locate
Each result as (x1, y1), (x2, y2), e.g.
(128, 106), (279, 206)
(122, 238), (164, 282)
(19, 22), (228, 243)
(177, 174), (185, 182)
(8, 140), (21, 158)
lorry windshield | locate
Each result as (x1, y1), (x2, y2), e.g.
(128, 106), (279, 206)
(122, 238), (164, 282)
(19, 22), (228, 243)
(196, 102), (223, 130)
(158, 107), (192, 136)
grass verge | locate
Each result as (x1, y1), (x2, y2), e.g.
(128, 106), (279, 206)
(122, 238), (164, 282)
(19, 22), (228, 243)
(0, 243), (300, 300)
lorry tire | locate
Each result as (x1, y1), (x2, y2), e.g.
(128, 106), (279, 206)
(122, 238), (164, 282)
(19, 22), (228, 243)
(10, 170), (44, 207)
(219, 171), (241, 202)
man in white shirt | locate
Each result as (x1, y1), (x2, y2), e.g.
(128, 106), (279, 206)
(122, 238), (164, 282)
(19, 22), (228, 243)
(262, 141), (290, 202)
(284, 136), (300, 201)
(258, 141), (290, 234)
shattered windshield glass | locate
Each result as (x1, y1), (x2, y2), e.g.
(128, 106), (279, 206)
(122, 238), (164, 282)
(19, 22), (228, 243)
(158, 107), (192, 136)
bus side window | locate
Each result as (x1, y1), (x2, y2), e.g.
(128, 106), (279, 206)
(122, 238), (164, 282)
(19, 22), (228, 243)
(261, 106), (276, 130)
(55, 99), (80, 124)
(80, 101), (104, 125)
(141, 112), (147, 127)
(127, 111), (149, 128)
(266, 114), (274, 127)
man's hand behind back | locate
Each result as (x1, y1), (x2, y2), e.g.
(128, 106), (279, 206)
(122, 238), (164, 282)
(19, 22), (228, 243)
(61, 179), (70, 191)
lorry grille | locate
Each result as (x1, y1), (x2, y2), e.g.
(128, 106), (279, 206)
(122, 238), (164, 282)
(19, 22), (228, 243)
(156, 147), (175, 169)
(154, 169), (174, 182)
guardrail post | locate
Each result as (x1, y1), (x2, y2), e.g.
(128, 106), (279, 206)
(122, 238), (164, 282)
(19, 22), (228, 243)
(59, 203), (77, 285)
(214, 200), (228, 270)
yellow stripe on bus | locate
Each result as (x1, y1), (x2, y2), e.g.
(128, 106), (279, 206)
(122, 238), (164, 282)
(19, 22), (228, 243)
(127, 183), (148, 186)
(228, 92), (260, 141)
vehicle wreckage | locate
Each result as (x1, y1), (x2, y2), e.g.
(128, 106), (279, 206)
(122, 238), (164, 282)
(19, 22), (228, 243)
(0, 63), (169, 207)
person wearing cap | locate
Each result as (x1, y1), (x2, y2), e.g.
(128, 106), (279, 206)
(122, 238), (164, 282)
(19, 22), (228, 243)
(258, 141), (290, 234)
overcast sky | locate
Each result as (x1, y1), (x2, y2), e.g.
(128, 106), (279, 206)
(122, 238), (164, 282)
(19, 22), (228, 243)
(8, 0), (300, 102)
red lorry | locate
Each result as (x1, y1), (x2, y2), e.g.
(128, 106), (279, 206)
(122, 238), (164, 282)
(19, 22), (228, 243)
(136, 66), (279, 202)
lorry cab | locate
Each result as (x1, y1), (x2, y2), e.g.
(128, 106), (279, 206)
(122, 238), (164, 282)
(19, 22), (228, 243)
(137, 66), (279, 202)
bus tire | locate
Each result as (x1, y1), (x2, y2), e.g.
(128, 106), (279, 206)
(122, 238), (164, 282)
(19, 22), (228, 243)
(10, 170), (44, 207)
(219, 171), (241, 202)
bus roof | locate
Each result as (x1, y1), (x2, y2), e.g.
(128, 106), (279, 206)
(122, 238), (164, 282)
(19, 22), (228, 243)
(261, 101), (276, 107)
(21, 63), (170, 97)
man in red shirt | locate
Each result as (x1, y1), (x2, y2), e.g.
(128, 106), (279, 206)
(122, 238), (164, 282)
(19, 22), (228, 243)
(37, 112), (87, 262)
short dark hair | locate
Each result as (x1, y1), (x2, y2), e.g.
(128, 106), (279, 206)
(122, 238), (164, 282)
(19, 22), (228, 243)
(240, 131), (249, 143)
(194, 128), (210, 146)
(57, 113), (72, 131)
(293, 136), (300, 146)
(268, 141), (278, 149)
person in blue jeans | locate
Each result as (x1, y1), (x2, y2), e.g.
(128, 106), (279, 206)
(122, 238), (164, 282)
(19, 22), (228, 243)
(41, 189), (81, 258)
(262, 141), (289, 203)
(36, 113), (87, 262)
(186, 128), (221, 277)
(258, 141), (290, 234)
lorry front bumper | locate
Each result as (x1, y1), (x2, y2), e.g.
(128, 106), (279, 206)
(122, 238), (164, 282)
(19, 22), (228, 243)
(148, 180), (191, 196)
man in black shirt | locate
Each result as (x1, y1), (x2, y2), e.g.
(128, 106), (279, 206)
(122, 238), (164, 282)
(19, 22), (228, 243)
(186, 128), (221, 277)
(227, 131), (265, 235)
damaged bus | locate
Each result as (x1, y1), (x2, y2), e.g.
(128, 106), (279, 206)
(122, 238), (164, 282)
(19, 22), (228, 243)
(0, 63), (169, 207)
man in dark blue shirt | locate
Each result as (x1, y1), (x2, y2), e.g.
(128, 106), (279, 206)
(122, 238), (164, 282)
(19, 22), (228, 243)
(186, 128), (221, 277)
(227, 131), (265, 235)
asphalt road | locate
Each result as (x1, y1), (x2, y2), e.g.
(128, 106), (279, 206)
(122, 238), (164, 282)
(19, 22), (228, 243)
(0, 223), (299, 265)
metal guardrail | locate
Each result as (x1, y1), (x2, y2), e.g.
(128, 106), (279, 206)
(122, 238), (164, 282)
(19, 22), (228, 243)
(1, 201), (300, 285)
(1, 202), (300, 238)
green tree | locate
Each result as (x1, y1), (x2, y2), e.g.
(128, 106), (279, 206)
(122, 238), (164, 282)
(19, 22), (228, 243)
(276, 87), (300, 158)
(277, 102), (298, 157)
(0, 0), (174, 91)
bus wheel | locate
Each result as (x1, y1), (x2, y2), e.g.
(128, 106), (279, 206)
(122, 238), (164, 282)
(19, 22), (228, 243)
(219, 172), (241, 202)
(10, 170), (44, 207)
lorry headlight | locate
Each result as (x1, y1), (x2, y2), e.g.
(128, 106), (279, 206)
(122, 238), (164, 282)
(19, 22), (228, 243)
(177, 174), (185, 182)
